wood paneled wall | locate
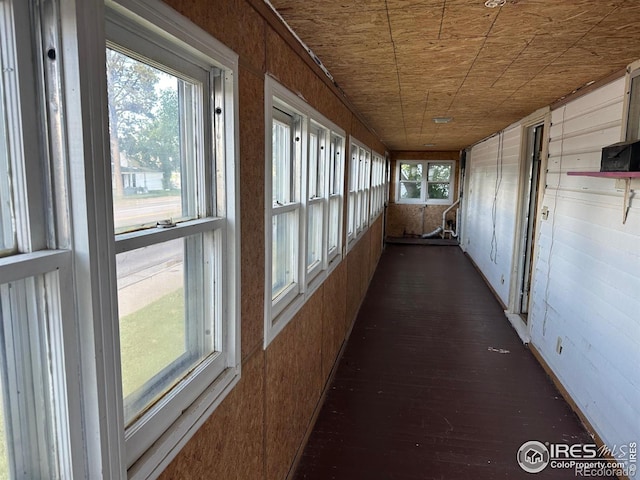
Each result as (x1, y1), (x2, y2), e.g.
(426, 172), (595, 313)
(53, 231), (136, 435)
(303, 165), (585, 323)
(155, 1), (386, 478)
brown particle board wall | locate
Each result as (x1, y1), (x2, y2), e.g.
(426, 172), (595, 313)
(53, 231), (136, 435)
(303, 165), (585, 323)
(386, 151), (460, 237)
(156, 1), (386, 479)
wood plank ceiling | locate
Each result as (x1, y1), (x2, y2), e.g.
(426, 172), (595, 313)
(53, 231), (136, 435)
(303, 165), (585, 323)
(267, 0), (640, 151)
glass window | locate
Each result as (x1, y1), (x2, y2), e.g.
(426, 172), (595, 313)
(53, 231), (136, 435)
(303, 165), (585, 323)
(0, 269), (69, 479)
(106, 6), (238, 468)
(266, 79), (346, 344)
(0, 76), (14, 256)
(327, 134), (344, 260)
(396, 160), (455, 205)
(399, 162), (422, 199)
(626, 72), (640, 142)
(427, 163), (452, 200)
(346, 140), (372, 245)
(272, 112), (293, 205)
(272, 210), (298, 299)
(116, 234), (217, 425)
(271, 106), (301, 308)
(107, 49), (200, 234)
(306, 123), (327, 279)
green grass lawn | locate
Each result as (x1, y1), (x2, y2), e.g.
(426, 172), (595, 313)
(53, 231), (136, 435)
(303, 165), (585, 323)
(0, 289), (186, 477)
(119, 289), (186, 398)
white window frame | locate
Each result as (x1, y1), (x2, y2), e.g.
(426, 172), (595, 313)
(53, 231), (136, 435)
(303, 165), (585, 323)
(370, 151), (385, 221)
(622, 59), (640, 142)
(395, 159), (456, 205)
(270, 104), (304, 319)
(0, 1), (85, 477)
(327, 133), (345, 267)
(264, 76), (345, 347)
(98, 1), (240, 477)
(346, 138), (372, 250)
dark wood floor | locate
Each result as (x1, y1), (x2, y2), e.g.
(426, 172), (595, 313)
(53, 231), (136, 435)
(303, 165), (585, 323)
(293, 245), (610, 480)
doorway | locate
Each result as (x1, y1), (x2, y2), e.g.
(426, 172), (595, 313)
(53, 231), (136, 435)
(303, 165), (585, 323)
(518, 123), (544, 319)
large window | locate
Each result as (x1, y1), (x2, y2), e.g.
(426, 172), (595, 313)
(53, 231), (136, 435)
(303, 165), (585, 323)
(396, 160), (455, 205)
(265, 78), (345, 346)
(105, 2), (239, 472)
(0, 0), (83, 477)
(0, 0), (239, 477)
(271, 107), (301, 312)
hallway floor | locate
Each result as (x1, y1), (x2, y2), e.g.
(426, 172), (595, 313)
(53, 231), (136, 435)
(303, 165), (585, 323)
(293, 245), (610, 480)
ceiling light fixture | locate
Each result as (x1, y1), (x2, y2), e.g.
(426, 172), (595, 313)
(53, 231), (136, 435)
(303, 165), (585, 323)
(432, 117), (452, 124)
(484, 0), (506, 7)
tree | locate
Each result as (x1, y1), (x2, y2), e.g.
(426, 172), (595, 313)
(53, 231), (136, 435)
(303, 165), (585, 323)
(106, 49), (159, 197)
(127, 89), (179, 190)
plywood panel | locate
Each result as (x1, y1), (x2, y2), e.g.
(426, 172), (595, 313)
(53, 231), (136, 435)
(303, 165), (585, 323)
(321, 262), (348, 382)
(265, 291), (323, 480)
(369, 215), (383, 278)
(359, 229), (372, 298)
(158, 351), (265, 480)
(385, 204), (453, 237)
(162, 0), (265, 73)
(269, 0), (640, 151)
(350, 115), (386, 155)
(239, 67), (266, 358)
(346, 240), (363, 324)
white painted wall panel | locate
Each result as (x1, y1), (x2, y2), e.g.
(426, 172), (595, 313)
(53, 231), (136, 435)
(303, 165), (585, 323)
(529, 77), (640, 448)
(462, 124), (522, 305)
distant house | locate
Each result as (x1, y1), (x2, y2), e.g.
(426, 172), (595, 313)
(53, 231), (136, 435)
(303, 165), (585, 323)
(112, 152), (165, 194)
(120, 166), (164, 194)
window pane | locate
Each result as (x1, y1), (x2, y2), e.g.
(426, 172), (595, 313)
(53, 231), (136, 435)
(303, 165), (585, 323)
(347, 192), (355, 236)
(0, 76), (14, 255)
(428, 182), (449, 199)
(330, 135), (342, 195)
(272, 117), (292, 205)
(307, 202), (323, 270)
(328, 196), (340, 252)
(0, 382), (7, 479)
(116, 235), (214, 424)
(272, 210), (297, 299)
(107, 49), (199, 233)
(350, 146), (358, 191)
(428, 163), (451, 182)
(628, 75), (640, 142)
(0, 276), (60, 478)
(400, 163), (422, 181)
(308, 131), (318, 198)
(400, 181), (421, 199)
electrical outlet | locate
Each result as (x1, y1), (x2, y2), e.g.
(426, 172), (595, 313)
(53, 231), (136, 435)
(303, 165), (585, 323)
(556, 337), (563, 355)
(541, 206), (549, 220)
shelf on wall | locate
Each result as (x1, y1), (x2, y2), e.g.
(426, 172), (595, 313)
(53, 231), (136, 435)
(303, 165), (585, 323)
(566, 171), (639, 223)
(567, 171), (640, 178)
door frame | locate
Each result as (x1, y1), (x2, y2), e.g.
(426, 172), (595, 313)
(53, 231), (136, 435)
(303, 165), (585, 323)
(506, 107), (551, 342)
